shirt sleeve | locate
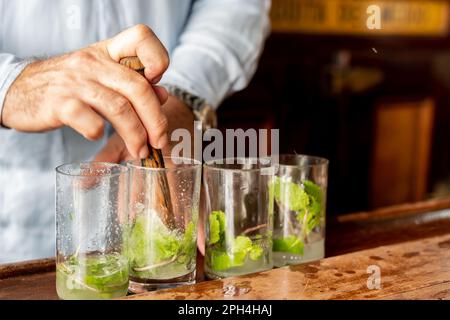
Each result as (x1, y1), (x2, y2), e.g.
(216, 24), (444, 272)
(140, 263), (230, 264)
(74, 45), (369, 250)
(0, 53), (34, 128)
(160, 0), (272, 109)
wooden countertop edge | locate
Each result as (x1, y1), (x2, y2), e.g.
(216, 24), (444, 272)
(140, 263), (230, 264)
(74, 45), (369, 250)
(337, 197), (450, 223)
(0, 259), (55, 280)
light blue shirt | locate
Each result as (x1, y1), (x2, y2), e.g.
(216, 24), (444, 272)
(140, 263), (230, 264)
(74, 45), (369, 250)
(0, 0), (271, 263)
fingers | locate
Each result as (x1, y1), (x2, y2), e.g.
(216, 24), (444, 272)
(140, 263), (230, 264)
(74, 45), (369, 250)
(96, 61), (169, 149)
(95, 24), (170, 149)
(57, 100), (105, 141)
(154, 86), (169, 105)
(58, 25), (171, 153)
(77, 81), (150, 159)
(106, 24), (169, 83)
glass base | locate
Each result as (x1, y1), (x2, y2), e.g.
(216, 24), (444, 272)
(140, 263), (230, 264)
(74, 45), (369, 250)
(205, 259), (273, 280)
(128, 271), (196, 294)
(273, 239), (325, 268)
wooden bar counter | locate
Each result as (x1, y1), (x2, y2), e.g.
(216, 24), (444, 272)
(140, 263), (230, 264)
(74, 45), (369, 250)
(1, 198), (450, 300)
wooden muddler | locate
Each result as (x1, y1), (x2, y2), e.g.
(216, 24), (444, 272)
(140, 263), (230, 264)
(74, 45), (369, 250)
(120, 57), (175, 228)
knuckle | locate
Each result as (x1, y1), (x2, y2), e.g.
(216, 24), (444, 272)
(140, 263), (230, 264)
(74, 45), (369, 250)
(85, 121), (105, 141)
(133, 24), (152, 38)
(62, 102), (81, 120)
(109, 98), (132, 117)
(151, 115), (169, 134)
(134, 77), (152, 96)
(151, 54), (169, 74)
(68, 51), (95, 67)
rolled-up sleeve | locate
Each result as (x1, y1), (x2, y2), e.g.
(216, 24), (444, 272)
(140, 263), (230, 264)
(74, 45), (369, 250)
(161, 0), (271, 108)
(0, 54), (34, 128)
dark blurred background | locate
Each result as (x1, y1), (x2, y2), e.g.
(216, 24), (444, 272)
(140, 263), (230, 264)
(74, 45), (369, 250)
(217, 0), (450, 216)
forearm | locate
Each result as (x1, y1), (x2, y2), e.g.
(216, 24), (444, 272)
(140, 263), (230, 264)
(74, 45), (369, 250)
(0, 53), (35, 128)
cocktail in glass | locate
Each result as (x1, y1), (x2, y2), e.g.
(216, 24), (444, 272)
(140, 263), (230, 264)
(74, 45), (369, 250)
(126, 158), (202, 293)
(272, 155), (329, 267)
(56, 163), (130, 300)
(203, 158), (274, 279)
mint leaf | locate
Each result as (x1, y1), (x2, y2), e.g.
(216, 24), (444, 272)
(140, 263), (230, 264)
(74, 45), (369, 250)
(249, 245), (264, 261)
(209, 211), (226, 245)
(272, 177), (324, 235)
(209, 214), (220, 245)
(230, 251), (247, 267)
(207, 213), (267, 272)
(58, 254), (128, 296)
(273, 177), (310, 212)
(127, 213), (190, 271)
(228, 236), (252, 267)
(273, 236), (304, 255)
(178, 221), (197, 264)
(231, 236), (253, 254)
(296, 186), (322, 234)
(127, 215), (149, 267)
(153, 227), (180, 262)
(303, 180), (323, 203)
(210, 250), (231, 271)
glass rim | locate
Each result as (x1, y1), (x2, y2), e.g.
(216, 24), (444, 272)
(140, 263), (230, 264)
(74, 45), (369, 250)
(55, 162), (129, 178)
(126, 156), (202, 172)
(204, 157), (274, 173)
(276, 154), (329, 169)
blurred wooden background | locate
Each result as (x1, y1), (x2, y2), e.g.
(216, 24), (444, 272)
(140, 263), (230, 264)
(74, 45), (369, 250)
(217, 0), (450, 215)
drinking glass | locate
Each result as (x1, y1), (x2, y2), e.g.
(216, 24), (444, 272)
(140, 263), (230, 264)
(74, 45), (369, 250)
(203, 158), (274, 279)
(126, 157), (202, 293)
(56, 163), (130, 300)
(272, 155), (329, 267)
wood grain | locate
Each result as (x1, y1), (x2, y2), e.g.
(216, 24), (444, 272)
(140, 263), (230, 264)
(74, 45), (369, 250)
(0, 259), (55, 280)
(125, 234), (450, 300)
(370, 98), (435, 207)
(337, 197), (450, 223)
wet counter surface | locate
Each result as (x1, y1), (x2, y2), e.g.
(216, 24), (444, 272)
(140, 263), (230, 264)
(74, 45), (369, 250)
(126, 234), (450, 300)
(1, 198), (450, 300)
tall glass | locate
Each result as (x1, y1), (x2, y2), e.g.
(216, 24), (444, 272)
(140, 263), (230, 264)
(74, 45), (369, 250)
(273, 155), (329, 267)
(203, 158), (274, 279)
(56, 163), (130, 300)
(126, 158), (202, 293)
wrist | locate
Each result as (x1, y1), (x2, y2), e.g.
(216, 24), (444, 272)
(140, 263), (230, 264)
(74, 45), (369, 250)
(164, 85), (217, 132)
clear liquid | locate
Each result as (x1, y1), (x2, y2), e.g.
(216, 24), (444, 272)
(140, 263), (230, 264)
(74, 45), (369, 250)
(205, 236), (273, 279)
(205, 254), (273, 279)
(56, 253), (129, 300)
(273, 238), (325, 267)
(130, 260), (196, 281)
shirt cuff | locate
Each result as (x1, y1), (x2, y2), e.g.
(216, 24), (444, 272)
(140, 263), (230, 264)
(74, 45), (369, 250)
(0, 57), (35, 129)
(160, 49), (230, 109)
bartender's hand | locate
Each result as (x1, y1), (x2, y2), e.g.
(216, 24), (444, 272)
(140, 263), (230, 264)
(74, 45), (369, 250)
(94, 95), (195, 163)
(2, 24), (170, 159)
(94, 95), (206, 255)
